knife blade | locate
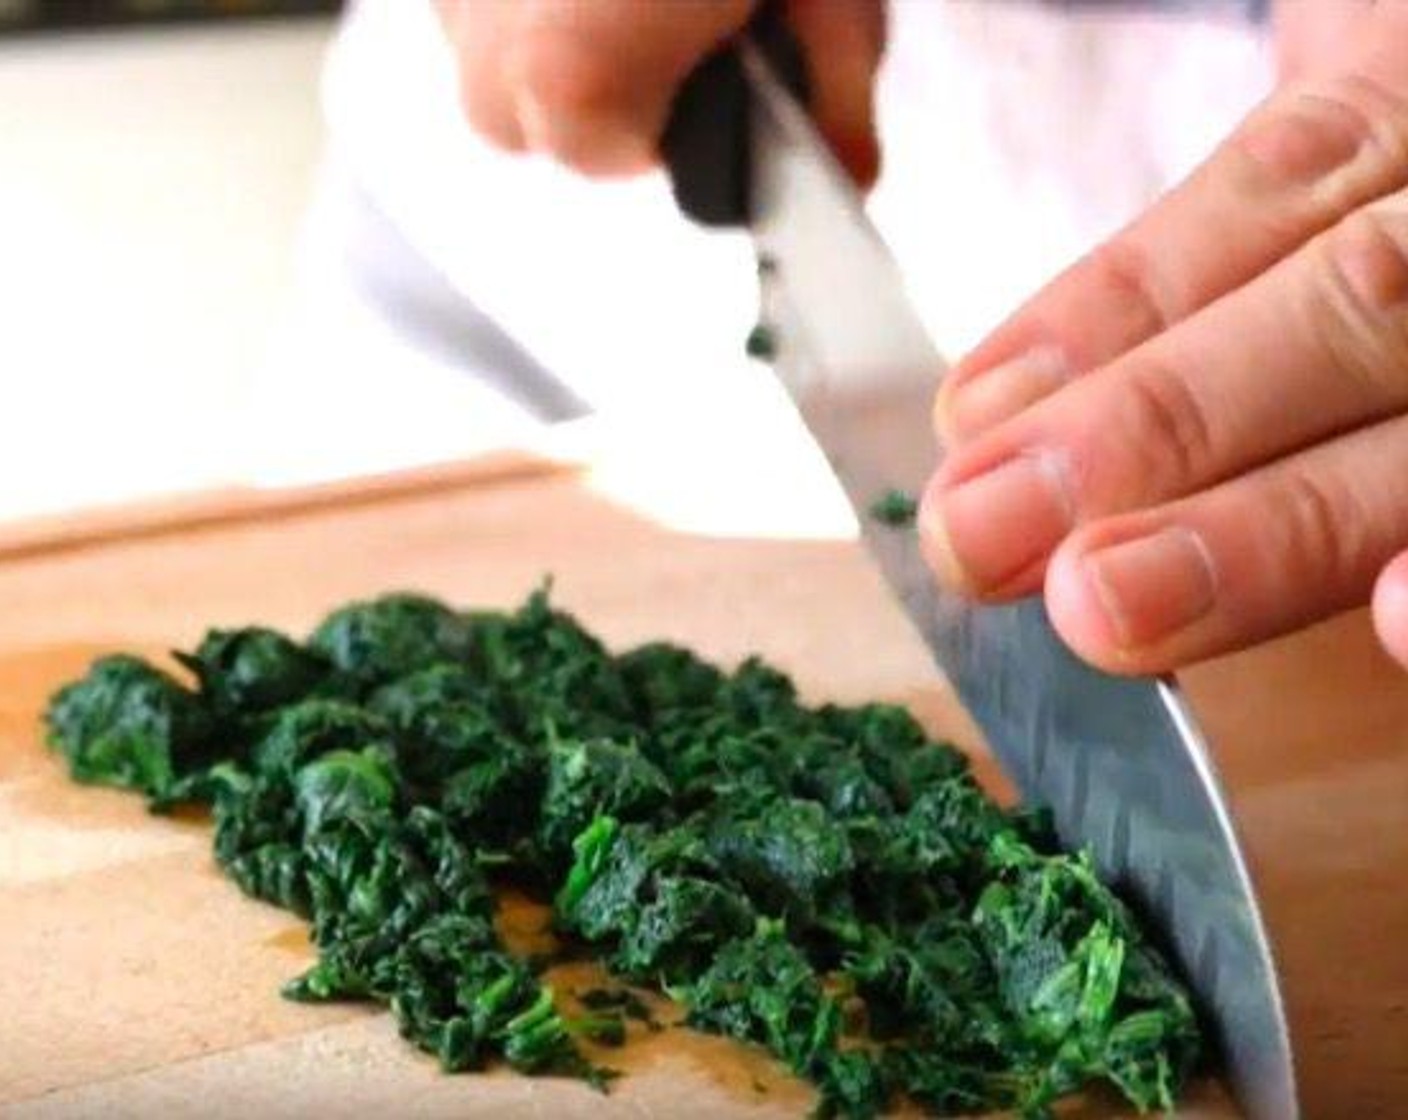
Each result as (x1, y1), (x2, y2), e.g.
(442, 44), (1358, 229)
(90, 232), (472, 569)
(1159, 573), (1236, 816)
(735, 42), (1296, 1119)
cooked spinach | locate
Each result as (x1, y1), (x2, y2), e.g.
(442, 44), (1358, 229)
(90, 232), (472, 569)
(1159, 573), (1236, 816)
(47, 654), (216, 808)
(868, 490), (918, 529)
(578, 986), (660, 1030)
(746, 323), (778, 361)
(46, 587), (1200, 1117)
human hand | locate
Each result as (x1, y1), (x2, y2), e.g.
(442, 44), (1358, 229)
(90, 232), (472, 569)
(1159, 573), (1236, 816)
(920, 0), (1408, 675)
(435, 0), (885, 183)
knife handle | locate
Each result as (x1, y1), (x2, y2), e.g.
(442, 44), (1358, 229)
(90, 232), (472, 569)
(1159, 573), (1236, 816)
(660, 3), (808, 228)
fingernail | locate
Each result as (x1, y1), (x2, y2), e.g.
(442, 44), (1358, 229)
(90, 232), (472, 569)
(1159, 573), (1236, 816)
(940, 346), (1069, 440)
(924, 451), (1074, 592)
(1083, 527), (1217, 647)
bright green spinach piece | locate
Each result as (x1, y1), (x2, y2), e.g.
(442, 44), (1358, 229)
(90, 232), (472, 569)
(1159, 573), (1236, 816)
(868, 490), (918, 528)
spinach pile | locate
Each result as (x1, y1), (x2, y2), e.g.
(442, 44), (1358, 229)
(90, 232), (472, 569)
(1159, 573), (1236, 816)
(46, 588), (1200, 1117)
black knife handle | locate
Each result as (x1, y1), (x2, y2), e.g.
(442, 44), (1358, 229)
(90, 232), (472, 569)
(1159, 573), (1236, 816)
(660, 3), (808, 228)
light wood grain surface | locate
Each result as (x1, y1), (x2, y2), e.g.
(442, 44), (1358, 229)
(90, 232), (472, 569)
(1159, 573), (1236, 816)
(0, 458), (1402, 1118)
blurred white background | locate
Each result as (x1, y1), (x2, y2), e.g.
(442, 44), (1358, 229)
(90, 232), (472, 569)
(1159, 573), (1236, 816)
(0, 18), (329, 519)
(0, 1), (1271, 526)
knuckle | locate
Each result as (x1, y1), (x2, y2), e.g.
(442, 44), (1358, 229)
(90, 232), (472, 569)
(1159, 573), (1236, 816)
(506, 38), (652, 173)
(1235, 86), (1376, 185)
(1331, 206), (1408, 316)
(509, 35), (621, 125)
(457, 84), (526, 153)
(1234, 75), (1408, 203)
(512, 38), (605, 119)
(1313, 206), (1408, 399)
(1334, 72), (1408, 169)
(1114, 363), (1218, 497)
(1274, 467), (1367, 592)
(1083, 238), (1180, 338)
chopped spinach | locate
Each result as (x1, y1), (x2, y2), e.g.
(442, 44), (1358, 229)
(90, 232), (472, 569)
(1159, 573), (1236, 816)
(745, 323), (778, 361)
(47, 654), (216, 808)
(176, 627), (330, 717)
(578, 985), (660, 1029)
(868, 489), (918, 529)
(46, 587), (1201, 1117)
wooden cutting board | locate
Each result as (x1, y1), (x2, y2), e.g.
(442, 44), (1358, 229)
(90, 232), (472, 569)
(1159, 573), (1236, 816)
(0, 454), (1403, 1118)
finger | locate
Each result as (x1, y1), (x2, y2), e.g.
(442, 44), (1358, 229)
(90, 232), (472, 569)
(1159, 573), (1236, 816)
(920, 189), (1408, 600)
(440, 0), (529, 153)
(1371, 551), (1408, 670)
(783, 0), (887, 187)
(935, 2), (1408, 442)
(1273, 0), (1374, 84)
(1044, 411), (1408, 675)
(503, 0), (754, 177)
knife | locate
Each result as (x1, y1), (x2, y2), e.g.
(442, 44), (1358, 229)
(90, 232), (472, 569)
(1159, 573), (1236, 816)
(665, 35), (1297, 1120)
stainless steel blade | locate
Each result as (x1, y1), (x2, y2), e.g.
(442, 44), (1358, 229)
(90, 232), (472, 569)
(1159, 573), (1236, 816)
(739, 44), (1296, 1119)
(343, 179), (591, 425)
